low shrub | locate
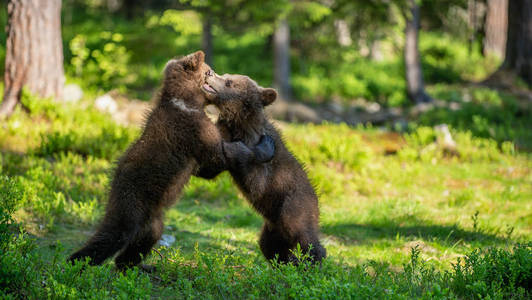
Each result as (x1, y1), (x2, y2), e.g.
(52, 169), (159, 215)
(448, 244), (532, 299)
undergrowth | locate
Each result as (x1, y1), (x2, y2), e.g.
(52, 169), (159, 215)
(0, 91), (531, 299)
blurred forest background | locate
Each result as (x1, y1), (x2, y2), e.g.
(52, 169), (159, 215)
(1, 0), (531, 147)
(0, 0), (531, 299)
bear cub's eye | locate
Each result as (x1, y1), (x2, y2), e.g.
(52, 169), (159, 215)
(225, 80), (233, 87)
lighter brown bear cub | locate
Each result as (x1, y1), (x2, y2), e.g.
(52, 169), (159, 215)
(69, 51), (275, 269)
(200, 72), (326, 264)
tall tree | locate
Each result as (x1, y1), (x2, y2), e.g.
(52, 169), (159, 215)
(179, 0), (289, 70)
(0, 0), (64, 117)
(273, 18), (293, 101)
(484, 0), (507, 58)
(404, 0), (432, 104)
(202, 15), (214, 66)
(500, 0), (532, 86)
(467, 0), (479, 53)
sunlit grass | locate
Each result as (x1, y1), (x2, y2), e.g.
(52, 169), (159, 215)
(1, 92), (531, 298)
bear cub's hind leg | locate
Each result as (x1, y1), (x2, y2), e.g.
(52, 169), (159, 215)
(259, 224), (292, 263)
(68, 217), (139, 266)
(114, 216), (164, 270)
(260, 223), (326, 265)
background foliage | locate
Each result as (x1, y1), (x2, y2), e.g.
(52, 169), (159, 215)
(0, 1), (501, 104)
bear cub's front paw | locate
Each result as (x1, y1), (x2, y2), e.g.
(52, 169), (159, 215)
(253, 135), (276, 164)
(223, 140), (253, 168)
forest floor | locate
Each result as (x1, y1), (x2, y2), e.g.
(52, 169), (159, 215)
(1, 83), (531, 299)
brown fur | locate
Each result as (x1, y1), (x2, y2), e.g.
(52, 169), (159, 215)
(201, 72), (326, 264)
(68, 51), (273, 269)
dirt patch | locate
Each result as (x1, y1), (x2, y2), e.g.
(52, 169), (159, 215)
(445, 178), (470, 190)
(362, 132), (406, 155)
(402, 240), (438, 255)
(495, 166), (530, 179)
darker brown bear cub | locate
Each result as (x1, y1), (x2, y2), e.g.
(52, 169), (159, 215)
(200, 72), (326, 264)
(68, 51), (274, 269)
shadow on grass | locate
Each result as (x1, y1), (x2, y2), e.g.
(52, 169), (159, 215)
(322, 221), (511, 247)
(0, 150), (28, 175)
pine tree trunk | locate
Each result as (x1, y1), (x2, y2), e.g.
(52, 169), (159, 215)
(0, 0), (65, 117)
(202, 15), (213, 67)
(484, 0), (508, 58)
(404, 0), (431, 104)
(502, 0), (532, 85)
(273, 18), (292, 101)
(124, 0), (138, 19)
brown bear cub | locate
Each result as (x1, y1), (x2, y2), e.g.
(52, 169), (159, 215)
(200, 72), (326, 264)
(68, 51), (275, 269)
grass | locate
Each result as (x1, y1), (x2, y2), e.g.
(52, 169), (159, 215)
(1, 88), (531, 299)
(0, 2), (530, 298)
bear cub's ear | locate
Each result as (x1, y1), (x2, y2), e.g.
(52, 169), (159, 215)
(260, 88), (277, 106)
(183, 50), (205, 71)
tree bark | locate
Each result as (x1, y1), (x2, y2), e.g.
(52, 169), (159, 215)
(484, 0), (508, 58)
(124, 0), (137, 19)
(0, 0), (65, 117)
(273, 18), (292, 101)
(202, 15), (213, 67)
(404, 0), (432, 104)
(501, 0), (532, 86)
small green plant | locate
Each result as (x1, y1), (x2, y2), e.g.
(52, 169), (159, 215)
(472, 210), (480, 233)
(448, 244), (532, 299)
(0, 176), (22, 249)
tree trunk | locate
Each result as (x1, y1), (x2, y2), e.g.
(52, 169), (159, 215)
(202, 15), (213, 67)
(124, 0), (137, 19)
(501, 0), (532, 86)
(468, 0), (477, 53)
(273, 18), (292, 101)
(404, 0), (432, 104)
(484, 0), (508, 58)
(0, 0), (65, 117)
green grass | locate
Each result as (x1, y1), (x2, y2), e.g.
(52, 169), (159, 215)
(0, 2), (530, 297)
(1, 89), (531, 299)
